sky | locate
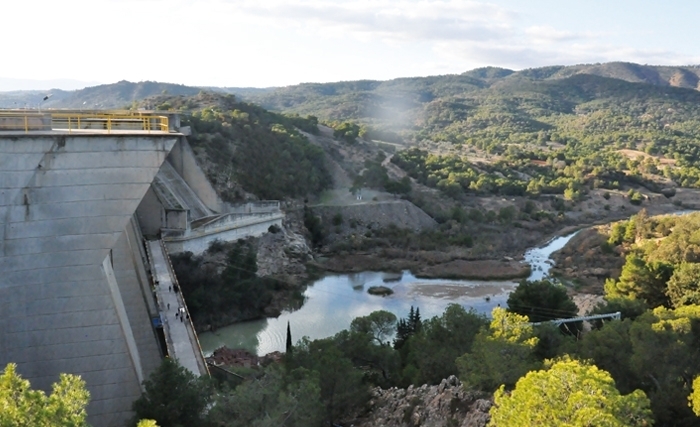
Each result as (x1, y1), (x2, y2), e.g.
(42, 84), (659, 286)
(2, 0), (699, 90)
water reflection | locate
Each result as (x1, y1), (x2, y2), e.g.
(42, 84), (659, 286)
(198, 230), (583, 356)
(199, 271), (516, 356)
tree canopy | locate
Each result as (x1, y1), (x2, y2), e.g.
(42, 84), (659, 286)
(457, 308), (540, 391)
(507, 279), (579, 331)
(490, 357), (653, 427)
(131, 358), (213, 427)
(0, 363), (90, 427)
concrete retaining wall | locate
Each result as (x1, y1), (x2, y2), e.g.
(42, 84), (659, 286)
(164, 215), (283, 254)
(227, 201), (281, 214)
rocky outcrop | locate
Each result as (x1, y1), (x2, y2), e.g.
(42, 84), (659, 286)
(256, 224), (312, 281)
(206, 347), (283, 369)
(549, 226), (625, 292)
(357, 376), (491, 427)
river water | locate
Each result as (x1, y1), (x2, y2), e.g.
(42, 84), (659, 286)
(198, 230), (580, 356)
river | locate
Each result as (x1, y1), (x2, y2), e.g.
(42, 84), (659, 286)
(198, 230), (580, 356)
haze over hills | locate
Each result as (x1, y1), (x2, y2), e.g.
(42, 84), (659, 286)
(0, 77), (101, 92)
(238, 62), (700, 127)
(0, 80), (202, 109)
(2, 62), (700, 112)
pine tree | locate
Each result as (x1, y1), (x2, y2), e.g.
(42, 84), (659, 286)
(393, 306), (421, 349)
(286, 321), (293, 353)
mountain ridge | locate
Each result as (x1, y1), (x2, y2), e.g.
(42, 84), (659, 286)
(2, 62), (700, 111)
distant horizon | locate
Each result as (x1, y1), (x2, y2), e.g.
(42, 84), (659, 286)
(3, 60), (700, 93)
(4, 0), (699, 89)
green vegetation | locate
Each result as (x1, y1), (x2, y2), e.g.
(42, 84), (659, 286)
(0, 363), (90, 427)
(238, 66), (700, 204)
(330, 121), (361, 143)
(303, 205), (324, 247)
(171, 240), (286, 327)
(507, 279), (578, 323)
(175, 93), (331, 201)
(132, 358), (213, 427)
(133, 284), (700, 426)
(490, 357), (653, 427)
(691, 376), (700, 417)
(457, 308), (539, 391)
(603, 212), (700, 309)
(208, 365), (323, 427)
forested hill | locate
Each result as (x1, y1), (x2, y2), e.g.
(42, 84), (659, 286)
(224, 64), (700, 203)
(3, 62), (699, 114)
(235, 62), (700, 132)
(0, 80), (201, 109)
(139, 92), (331, 202)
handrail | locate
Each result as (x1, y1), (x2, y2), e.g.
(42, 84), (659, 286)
(0, 110), (170, 134)
(530, 311), (622, 326)
(159, 240), (210, 376)
(143, 240), (177, 360)
(51, 112), (169, 134)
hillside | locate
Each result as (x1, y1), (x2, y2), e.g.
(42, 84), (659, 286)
(2, 62), (699, 114)
(137, 92), (331, 202)
(0, 80), (201, 109)
(235, 63), (700, 129)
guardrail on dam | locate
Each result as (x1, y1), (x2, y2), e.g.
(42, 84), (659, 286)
(0, 110), (170, 133)
(0, 112), (193, 427)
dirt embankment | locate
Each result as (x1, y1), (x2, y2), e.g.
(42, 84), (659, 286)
(318, 253), (530, 281)
(313, 200), (437, 234)
(549, 227), (625, 293)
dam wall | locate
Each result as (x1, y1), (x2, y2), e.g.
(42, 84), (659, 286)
(0, 133), (177, 427)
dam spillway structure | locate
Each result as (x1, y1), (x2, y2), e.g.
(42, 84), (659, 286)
(0, 111), (180, 426)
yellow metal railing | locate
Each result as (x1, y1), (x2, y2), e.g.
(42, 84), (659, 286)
(0, 111), (170, 134)
(52, 112), (169, 134)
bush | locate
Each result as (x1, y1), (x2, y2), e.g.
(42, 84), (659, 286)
(628, 189), (643, 205)
(507, 279), (581, 334)
(304, 206), (324, 247)
(207, 239), (226, 253)
(600, 241), (615, 254)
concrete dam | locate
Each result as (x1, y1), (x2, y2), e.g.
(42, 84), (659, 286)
(0, 112), (283, 426)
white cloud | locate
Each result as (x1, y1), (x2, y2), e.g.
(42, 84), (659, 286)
(525, 25), (583, 44)
(434, 38), (700, 73)
(222, 0), (700, 74)
(229, 0), (516, 43)
(2, 0), (699, 88)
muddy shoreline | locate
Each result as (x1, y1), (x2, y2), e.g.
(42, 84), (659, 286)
(315, 255), (531, 281)
(366, 204), (697, 281)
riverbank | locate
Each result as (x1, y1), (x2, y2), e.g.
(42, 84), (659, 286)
(315, 201), (696, 282)
(313, 253), (530, 281)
